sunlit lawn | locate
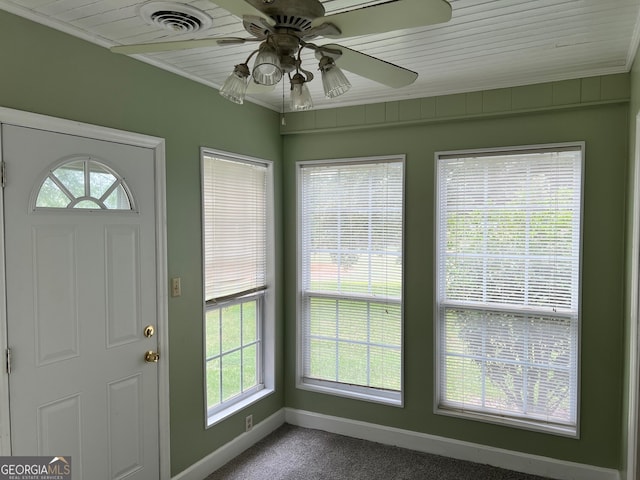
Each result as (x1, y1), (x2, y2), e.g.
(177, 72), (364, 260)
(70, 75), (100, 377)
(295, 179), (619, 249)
(206, 301), (258, 409)
(307, 296), (402, 391)
(206, 271), (565, 409)
(204, 286), (569, 417)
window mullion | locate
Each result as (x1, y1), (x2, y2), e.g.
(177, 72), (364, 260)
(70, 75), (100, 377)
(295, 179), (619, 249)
(523, 316), (531, 416)
(366, 301), (371, 387)
(337, 169), (343, 290)
(217, 307), (223, 408)
(524, 162), (531, 306)
(368, 169), (374, 295)
(334, 299), (339, 382)
(482, 166), (488, 303)
(481, 312), (487, 409)
(240, 302), (244, 394)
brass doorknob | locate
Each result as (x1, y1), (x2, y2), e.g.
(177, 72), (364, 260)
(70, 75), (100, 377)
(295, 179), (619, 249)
(144, 350), (160, 363)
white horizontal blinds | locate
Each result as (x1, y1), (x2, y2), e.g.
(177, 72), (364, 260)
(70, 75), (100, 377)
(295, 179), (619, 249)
(300, 159), (403, 393)
(437, 147), (582, 430)
(203, 155), (267, 303)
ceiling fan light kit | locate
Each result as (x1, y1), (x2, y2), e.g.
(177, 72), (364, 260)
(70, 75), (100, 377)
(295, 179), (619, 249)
(219, 63), (251, 105)
(112, 0), (453, 111)
(319, 55), (351, 99)
(290, 72), (314, 111)
(252, 41), (283, 86)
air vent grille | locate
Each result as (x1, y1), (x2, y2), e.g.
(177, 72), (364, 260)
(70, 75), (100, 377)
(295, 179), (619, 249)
(139, 2), (213, 33)
(150, 10), (202, 32)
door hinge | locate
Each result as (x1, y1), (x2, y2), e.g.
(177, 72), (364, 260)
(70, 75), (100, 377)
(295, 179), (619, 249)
(6, 348), (11, 375)
(1, 160), (6, 188)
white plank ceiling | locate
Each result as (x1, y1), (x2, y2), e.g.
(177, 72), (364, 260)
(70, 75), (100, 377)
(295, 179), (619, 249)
(1, 0), (639, 111)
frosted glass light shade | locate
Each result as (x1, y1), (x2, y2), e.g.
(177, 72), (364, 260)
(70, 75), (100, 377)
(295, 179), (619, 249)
(290, 74), (313, 111)
(319, 56), (351, 99)
(252, 43), (282, 86)
(219, 64), (250, 104)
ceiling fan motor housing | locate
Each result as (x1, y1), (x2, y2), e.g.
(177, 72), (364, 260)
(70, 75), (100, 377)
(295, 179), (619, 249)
(248, 0), (325, 25)
(243, 0), (325, 38)
(242, 0), (330, 74)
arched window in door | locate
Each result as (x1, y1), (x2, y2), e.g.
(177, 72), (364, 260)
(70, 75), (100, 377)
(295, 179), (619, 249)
(32, 157), (135, 211)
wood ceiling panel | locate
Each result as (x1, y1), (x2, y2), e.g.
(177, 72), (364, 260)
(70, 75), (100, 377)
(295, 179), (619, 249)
(0, 0), (637, 110)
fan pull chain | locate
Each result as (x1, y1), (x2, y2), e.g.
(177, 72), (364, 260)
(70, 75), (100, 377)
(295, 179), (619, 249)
(281, 79), (286, 126)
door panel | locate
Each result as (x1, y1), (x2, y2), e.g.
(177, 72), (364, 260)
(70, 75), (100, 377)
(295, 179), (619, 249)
(107, 373), (143, 479)
(3, 124), (160, 480)
(105, 225), (141, 348)
(37, 394), (83, 477)
(33, 225), (79, 365)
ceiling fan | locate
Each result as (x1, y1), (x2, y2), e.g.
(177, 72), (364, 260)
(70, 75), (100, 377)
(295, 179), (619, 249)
(111, 0), (452, 110)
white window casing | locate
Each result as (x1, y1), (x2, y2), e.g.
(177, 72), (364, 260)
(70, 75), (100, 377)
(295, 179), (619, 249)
(297, 156), (405, 406)
(201, 149), (275, 427)
(434, 143), (583, 437)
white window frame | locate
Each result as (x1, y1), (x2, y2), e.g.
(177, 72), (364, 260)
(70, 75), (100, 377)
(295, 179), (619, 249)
(434, 142), (584, 437)
(201, 148), (275, 428)
(296, 155), (405, 407)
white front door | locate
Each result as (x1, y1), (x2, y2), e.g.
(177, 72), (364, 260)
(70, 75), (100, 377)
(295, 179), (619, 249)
(3, 124), (161, 479)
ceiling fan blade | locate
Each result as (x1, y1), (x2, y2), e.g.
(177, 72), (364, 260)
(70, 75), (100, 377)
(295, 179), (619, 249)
(211, 0), (275, 26)
(312, 0), (451, 38)
(320, 44), (418, 88)
(110, 37), (250, 55)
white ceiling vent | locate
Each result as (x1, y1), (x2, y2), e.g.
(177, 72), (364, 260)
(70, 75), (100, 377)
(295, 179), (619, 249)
(139, 2), (213, 33)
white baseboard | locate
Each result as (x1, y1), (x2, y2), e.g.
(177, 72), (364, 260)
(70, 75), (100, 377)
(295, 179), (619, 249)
(172, 409), (285, 480)
(285, 408), (620, 480)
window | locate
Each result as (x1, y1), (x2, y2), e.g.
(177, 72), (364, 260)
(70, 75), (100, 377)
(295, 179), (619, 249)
(202, 150), (274, 426)
(297, 156), (404, 405)
(33, 157), (133, 210)
(435, 144), (583, 436)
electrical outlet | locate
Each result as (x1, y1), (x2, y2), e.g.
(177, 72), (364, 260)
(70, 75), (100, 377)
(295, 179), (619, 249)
(245, 414), (253, 432)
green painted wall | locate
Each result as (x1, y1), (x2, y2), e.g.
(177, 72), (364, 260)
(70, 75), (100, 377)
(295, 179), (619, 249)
(283, 97), (629, 468)
(0, 10), (284, 476)
(0, 5), (634, 475)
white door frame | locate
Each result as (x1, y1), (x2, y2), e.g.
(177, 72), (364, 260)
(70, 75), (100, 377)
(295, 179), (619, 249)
(0, 107), (170, 479)
(628, 112), (640, 480)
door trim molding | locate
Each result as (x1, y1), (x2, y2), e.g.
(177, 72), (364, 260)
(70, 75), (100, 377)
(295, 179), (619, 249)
(0, 107), (171, 479)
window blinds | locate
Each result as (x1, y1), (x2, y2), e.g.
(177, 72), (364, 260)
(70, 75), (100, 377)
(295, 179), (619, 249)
(202, 155), (267, 303)
(299, 159), (404, 398)
(436, 147), (582, 432)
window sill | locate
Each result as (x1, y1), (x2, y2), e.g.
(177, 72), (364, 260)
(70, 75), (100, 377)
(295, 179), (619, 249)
(435, 406), (578, 438)
(206, 388), (274, 429)
(298, 378), (402, 407)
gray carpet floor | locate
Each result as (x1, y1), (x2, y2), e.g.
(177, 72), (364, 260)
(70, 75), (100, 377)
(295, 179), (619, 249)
(205, 424), (554, 480)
